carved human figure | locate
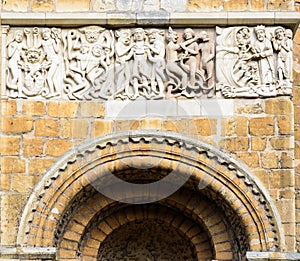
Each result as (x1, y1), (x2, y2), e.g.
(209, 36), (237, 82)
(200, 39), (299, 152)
(114, 29), (133, 99)
(65, 43), (90, 99)
(198, 30), (215, 96)
(39, 28), (61, 98)
(253, 25), (275, 89)
(180, 28), (199, 86)
(7, 30), (27, 97)
(272, 27), (293, 87)
(146, 29), (166, 98)
(84, 44), (109, 98)
(284, 29), (293, 84)
(129, 28), (151, 99)
(165, 27), (188, 97)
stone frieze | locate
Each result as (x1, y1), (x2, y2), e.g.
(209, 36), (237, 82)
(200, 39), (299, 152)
(2, 25), (293, 100)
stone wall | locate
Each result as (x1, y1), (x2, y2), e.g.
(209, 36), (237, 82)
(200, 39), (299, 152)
(1, 0), (300, 260)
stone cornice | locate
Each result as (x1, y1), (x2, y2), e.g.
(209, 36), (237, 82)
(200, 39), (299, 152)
(1, 11), (300, 31)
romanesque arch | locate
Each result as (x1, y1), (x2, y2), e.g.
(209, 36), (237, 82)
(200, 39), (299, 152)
(17, 130), (285, 260)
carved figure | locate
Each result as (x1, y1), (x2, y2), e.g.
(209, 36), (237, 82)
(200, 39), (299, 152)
(253, 25), (275, 91)
(165, 27), (188, 97)
(198, 30), (215, 97)
(180, 28), (199, 87)
(6, 30), (27, 97)
(113, 29), (133, 99)
(39, 28), (61, 98)
(272, 27), (293, 91)
(146, 29), (166, 98)
(129, 28), (151, 99)
(64, 43), (90, 99)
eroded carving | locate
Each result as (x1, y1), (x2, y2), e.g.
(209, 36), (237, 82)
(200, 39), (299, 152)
(216, 25), (293, 97)
(4, 25), (294, 100)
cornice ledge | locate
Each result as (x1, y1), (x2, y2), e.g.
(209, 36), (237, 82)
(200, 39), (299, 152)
(0, 247), (56, 259)
(1, 11), (299, 31)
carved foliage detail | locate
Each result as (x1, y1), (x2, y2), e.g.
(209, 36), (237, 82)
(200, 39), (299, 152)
(216, 26), (293, 98)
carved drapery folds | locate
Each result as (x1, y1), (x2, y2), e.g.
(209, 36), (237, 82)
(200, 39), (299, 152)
(3, 25), (293, 100)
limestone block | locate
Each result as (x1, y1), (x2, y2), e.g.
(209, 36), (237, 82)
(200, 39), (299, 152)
(2, 0), (29, 11)
(236, 152), (260, 168)
(116, 0), (143, 11)
(92, 120), (113, 137)
(35, 119), (59, 137)
(23, 137), (44, 156)
(277, 115), (293, 134)
(2, 116), (33, 133)
(251, 137), (267, 151)
(188, 0), (223, 11)
(48, 102), (79, 118)
(22, 101), (45, 116)
(45, 139), (73, 156)
(0, 137), (20, 156)
(267, 0), (294, 10)
(250, 0), (265, 11)
(144, 0), (160, 11)
(92, 0), (115, 11)
(224, 0), (248, 11)
(1, 157), (26, 173)
(261, 152), (278, 169)
(28, 158), (55, 174)
(56, 0), (90, 11)
(31, 0), (54, 12)
(0, 194), (28, 245)
(249, 117), (274, 136)
(160, 0), (187, 12)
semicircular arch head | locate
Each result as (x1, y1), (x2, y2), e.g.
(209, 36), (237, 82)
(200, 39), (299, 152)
(17, 130), (285, 259)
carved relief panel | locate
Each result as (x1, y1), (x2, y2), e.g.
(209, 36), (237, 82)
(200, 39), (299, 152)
(2, 25), (293, 100)
(216, 25), (293, 98)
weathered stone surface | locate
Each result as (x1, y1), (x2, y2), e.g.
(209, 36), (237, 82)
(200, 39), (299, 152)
(262, 152), (279, 169)
(236, 152), (260, 168)
(35, 119), (59, 137)
(224, 0), (248, 10)
(56, 0), (90, 11)
(188, 0), (223, 11)
(92, 0), (115, 11)
(2, 116), (33, 133)
(45, 139), (73, 156)
(91, 120), (113, 137)
(23, 137), (44, 156)
(161, 0), (187, 11)
(48, 102), (79, 118)
(1, 157), (26, 173)
(31, 0), (54, 12)
(28, 158), (55, 174)
(2, 0), (29, 11)
(249, 117), (274, 136)
(251, 137), (267, 151)
(0, 137), (21, 156)
(22, 101), (45, 116)
(250, 0), (265, 10)
(267, 0), (294, 10)
(0, 194), (28, 245)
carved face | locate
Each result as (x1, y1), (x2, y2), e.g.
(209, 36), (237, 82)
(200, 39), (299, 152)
(84, 30), (101, 43)
(133, 28), (145, 41)
(118, 29), (131, 45)
(255, 29), (265, 42)
(183, 28), (194, 40)
(14, 31), (23, 43)
(42, 29), (51, 40)
(275, 28), (284, 40)
(167, 31), (178, 43)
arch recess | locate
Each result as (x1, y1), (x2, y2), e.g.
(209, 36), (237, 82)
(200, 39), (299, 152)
(17, 130), (285, 259)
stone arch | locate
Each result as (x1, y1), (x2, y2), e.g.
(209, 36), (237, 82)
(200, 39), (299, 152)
(17, 130), (285, 260)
